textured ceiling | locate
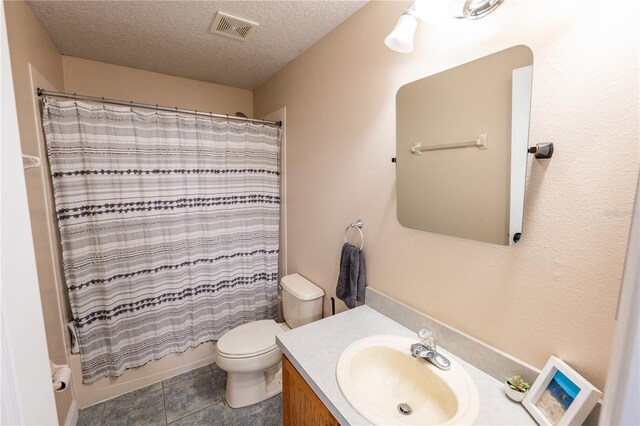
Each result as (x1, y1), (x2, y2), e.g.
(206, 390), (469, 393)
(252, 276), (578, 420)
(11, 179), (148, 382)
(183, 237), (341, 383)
(26, 1), (367, 89)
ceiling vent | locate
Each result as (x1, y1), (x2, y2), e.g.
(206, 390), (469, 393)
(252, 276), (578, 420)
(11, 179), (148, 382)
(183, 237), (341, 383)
(210, 11), (259, 41)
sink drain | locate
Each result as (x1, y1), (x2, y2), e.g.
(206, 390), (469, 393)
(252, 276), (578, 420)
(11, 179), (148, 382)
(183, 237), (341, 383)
(397, 403), (413, 415)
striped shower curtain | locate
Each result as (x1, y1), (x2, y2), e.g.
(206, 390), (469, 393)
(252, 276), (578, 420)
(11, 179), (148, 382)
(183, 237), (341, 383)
(42, 98), (280, 383)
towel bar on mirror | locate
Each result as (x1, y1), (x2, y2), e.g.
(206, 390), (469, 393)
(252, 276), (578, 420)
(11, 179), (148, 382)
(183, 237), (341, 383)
(411, 133), (488, 155)
(344, 220), (364, 251)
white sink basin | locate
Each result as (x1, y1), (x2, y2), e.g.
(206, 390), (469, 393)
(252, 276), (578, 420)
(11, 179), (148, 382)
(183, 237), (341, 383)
(336, 335), (480, 425)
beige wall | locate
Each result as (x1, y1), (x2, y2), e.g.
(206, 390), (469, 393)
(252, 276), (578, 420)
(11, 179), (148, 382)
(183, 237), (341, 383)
(4, 1), (73, 423)
(254, 0), (640, 390)
(63, 56), (253, 117)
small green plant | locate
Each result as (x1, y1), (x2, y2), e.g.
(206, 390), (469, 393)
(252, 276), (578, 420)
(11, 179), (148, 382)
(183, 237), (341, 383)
(506, 375), (531, 393)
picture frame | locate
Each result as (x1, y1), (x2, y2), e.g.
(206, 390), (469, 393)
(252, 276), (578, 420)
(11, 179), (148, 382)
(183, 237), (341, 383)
(523, 356), (601, 426)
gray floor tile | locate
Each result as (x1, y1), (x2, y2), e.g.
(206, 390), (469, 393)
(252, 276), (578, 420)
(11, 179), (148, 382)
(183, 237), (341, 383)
(163, 365), (212, 388)
(93, 363), (280, 426)
(211, 363), (227, 390)
(169, 400), (232, 426)
(227, 394), (282, 426)
(164, 370), (222, 423)
(77, 403), (104, 426)
(103, 389), (166, 426)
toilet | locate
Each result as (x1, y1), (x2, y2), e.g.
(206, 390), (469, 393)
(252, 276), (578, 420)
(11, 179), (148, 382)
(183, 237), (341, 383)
(215, 273), (324, 408)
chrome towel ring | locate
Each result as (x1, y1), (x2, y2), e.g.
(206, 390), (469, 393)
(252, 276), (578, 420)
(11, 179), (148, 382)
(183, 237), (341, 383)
(344, 219), (364, 251)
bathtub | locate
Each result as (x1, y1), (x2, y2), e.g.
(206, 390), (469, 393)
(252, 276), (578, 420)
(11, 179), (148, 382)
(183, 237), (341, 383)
(70, 342), (217, 408)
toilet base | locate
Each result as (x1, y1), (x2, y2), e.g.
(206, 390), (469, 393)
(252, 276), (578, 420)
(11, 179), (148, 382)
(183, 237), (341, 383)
(225, 362), (283, 408)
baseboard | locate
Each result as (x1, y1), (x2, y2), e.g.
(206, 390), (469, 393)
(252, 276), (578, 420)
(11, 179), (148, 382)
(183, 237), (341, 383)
(64, 398), (78, 426)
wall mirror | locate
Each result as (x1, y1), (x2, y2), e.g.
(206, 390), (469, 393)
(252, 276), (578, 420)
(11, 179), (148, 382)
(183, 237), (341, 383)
(395, 45), (533, 245)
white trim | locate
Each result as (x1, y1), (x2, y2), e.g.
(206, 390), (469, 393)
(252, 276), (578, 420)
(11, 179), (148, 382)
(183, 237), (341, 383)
(1, 315), (23, 425)
(509, 65), (533, 245)
(64, 398), (78, 426)
(0, 2), (59, 424)
(600, 176), (640, 425)
(523, 356), (601, 426)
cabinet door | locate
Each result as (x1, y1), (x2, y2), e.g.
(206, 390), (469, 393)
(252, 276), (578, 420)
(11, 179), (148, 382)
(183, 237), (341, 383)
(282, 356), (339, 426)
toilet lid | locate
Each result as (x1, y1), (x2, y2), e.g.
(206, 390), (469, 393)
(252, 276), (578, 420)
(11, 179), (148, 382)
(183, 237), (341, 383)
(217, 320), (283, 358)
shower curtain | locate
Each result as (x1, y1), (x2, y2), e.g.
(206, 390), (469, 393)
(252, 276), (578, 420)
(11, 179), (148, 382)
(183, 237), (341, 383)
(42, 98), (280, 383)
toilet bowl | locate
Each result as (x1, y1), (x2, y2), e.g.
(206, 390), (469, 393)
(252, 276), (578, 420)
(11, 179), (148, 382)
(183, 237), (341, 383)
(215, 273), (324, 408)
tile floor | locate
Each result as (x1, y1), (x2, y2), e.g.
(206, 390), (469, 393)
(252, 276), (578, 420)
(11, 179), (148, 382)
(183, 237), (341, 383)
(76, 364), (283, 426)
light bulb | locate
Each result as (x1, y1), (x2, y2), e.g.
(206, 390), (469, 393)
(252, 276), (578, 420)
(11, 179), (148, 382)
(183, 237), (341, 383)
(384, 13), (419, 53)
(414, 0), (461, 25)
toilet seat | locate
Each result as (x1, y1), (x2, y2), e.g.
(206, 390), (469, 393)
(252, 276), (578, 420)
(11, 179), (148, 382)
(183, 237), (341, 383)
(217, 319), (285, 359)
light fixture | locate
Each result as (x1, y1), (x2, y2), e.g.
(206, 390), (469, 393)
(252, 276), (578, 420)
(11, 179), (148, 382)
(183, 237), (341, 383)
(384, 0), (505, 53)
(384, 7), (420, 53)
(457, 0), (504, 20)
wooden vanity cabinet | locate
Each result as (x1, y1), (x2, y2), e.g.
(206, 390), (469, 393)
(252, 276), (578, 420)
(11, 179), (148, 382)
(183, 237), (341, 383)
(282, 356), (339, 426)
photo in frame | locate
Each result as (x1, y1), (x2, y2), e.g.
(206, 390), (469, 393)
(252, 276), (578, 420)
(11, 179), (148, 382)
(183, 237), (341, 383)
(523, 356), (601, 426)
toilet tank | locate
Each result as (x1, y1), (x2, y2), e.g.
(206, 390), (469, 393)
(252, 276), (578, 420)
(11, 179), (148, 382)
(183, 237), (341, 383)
(281, 273), (324, 329)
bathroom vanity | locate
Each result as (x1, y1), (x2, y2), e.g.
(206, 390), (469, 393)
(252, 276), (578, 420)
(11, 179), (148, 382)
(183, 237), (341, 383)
(278, 302), (536, 425)
(282, 356), (339, 426)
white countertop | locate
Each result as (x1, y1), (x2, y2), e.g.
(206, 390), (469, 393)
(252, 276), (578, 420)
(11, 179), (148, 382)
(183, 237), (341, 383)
(276, 305), (535, 425)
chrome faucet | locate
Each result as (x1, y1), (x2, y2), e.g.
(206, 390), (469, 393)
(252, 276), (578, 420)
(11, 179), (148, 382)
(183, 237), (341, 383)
(410, 328), (451, 371)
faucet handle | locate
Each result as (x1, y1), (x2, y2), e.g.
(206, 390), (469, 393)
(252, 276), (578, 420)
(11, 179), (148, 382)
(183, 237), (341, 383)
(418, 328), (436, 349)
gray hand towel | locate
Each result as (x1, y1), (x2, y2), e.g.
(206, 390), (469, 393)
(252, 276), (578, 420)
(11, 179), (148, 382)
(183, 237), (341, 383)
(336, 242), (366, 309)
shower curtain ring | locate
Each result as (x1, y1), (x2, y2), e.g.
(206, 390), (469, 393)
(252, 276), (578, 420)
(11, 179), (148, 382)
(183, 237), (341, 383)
(101, 97), (105, 109)
(155, 104), (159, 114)
(129, 101), (134, 112)
(73, 93), (78, 106)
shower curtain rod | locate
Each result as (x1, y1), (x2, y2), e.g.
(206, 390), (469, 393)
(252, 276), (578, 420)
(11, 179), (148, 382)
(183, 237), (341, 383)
(36, 88), (282, 127)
